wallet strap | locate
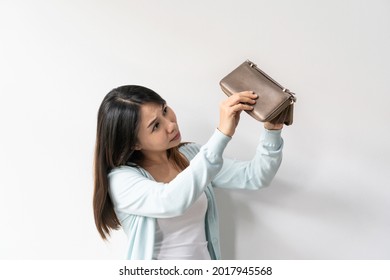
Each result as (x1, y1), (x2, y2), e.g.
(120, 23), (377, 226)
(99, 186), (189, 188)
(247, 60), (297, 103)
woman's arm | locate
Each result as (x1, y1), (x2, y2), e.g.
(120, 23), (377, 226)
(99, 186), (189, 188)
(212, 128), (283, 190)
(108, 92), (257, 218)
(108, 129), (230, 218)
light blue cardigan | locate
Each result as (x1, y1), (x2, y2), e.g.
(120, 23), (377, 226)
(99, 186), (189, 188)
(108, 129), (283, 260)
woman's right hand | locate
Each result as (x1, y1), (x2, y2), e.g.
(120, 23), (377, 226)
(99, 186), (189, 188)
(218, 91), (257, 137)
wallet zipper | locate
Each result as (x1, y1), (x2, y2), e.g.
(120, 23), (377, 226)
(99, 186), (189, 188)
(247, 60), (296, 103)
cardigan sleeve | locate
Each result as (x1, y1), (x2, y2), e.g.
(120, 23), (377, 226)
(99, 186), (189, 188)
(108, 129), (231, 218)
(211, 129), (283, 190)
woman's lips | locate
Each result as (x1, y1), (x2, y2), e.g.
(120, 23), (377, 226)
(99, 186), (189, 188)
(171, 132), (181, 141)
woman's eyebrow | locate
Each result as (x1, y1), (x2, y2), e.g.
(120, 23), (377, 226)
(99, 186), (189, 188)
(146, 104), (165, 128)
(147, 117), (158, 129)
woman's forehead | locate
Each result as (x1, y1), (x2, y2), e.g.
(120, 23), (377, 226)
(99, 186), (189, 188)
(139, 103), (164, 125)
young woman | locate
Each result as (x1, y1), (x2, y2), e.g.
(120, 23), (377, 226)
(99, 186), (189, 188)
(93, 85), (284, 260)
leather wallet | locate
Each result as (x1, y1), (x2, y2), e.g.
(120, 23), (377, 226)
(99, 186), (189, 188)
(220, 60), (297, 125)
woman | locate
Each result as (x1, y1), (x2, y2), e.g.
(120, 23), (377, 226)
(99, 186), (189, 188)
(93, 85), (284, 260)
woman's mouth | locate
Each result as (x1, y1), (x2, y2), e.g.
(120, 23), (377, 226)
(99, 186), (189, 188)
(171, 132), (181, 142)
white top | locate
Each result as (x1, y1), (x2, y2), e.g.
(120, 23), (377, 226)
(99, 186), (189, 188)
(153, 192), (211, 260)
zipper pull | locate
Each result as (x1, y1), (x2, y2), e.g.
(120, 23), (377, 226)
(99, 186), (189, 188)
(246, 59), (256, 68)
(283, 88), (297, 102)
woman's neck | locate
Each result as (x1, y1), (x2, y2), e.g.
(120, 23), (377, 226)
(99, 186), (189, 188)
(139, 150), (181, 183)
(140, 150), (170, 169)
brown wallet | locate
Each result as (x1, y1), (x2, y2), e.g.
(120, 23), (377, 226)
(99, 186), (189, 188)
(220, 60), (297, 125)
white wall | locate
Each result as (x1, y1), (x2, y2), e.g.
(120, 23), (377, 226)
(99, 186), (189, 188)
(1, 0), (389, 259)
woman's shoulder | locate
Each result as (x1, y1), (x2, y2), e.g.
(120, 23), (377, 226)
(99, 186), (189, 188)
(108, 142), (202, 178)
(108, 164), (148, 180)
(179, 142), (201, 161)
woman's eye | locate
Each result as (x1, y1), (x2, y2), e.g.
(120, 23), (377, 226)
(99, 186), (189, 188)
(163, 106), (168, 115)
(153, 122), (160, 131)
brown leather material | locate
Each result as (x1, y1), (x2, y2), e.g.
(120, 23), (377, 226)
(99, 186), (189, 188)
(220, 60), (296, 125)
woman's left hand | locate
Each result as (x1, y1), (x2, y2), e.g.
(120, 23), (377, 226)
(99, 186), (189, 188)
(264, 122), (283, 130)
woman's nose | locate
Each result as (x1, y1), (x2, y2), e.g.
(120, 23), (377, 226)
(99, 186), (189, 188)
(167, 121), (176, 133)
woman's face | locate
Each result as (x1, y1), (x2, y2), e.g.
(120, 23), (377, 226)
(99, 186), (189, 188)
(135, 102), (181, 155)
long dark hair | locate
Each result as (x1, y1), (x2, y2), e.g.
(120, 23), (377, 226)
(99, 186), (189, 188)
(93, 85), (189, 240)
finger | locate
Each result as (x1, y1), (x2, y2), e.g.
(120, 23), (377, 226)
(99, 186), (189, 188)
(231, 103), (254, 112)
(237, 90), (256, 96)
(237, 91), (258, 100)
(228, 93), (257, 105)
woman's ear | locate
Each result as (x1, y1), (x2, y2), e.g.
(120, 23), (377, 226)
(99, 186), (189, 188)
(134, 143), (142, 150)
